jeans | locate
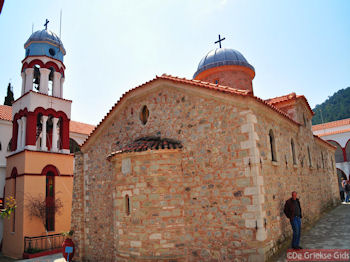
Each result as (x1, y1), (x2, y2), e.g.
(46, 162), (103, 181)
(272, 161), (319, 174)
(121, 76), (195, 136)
(346, 192), (350, 203)
(290, 216), (301, 248)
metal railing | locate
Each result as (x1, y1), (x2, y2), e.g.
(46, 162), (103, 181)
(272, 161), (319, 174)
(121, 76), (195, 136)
(24, 233), (64, 254)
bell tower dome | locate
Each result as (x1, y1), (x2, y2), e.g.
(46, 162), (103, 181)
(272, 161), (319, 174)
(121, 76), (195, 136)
(193, 37), (255, 94)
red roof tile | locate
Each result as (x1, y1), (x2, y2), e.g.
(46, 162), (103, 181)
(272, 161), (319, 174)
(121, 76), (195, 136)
(70, 121), (95, 135)
(265, 93), (314, 116)
(0, 105), (12, 121)
(314, 127), (350, 137)
(83, 74), (302, 149)
(312, 118), (350, 131)
(107, 137), (182, 158)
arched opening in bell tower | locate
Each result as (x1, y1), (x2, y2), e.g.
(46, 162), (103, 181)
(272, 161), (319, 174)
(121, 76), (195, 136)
(48, 67), (55, 96)
(33, 65), (41, 92)
(36, 113), (43, 149)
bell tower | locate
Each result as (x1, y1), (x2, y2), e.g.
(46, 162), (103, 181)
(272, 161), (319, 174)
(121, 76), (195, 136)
(13, 19), (70, 153)
(3, 21), (74, 258)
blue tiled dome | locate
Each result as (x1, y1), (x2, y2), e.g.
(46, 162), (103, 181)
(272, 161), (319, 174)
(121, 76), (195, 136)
(24, 29), (66, 54)
(193, 48), (254, 78)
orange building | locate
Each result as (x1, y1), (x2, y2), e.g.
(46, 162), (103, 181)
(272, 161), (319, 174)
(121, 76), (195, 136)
(2, 24), (93, 258)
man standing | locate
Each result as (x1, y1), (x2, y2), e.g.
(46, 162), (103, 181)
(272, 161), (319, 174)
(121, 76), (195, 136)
(341, 177), (346, 203)
(345, 180), (350, 203)
(284, 191), (302, 249)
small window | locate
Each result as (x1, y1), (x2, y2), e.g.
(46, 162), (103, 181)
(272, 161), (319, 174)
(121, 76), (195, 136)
(307, 146), (312, 167)
(214, 79), (219, 84)
(49, 48), (56, 56)
(7, 139), (12, 152)
(140, 105), (149, 125)
(291, 139), (296, 165)
(125, 194), (130, 216)
(321, 152), (325, 169)
(269, 130), (277, 162)
(0, 142), (2, 151)
(303, 114), (307, 127)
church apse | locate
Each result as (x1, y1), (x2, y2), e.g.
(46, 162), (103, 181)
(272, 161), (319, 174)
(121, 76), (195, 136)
(108, 137), (184, 260)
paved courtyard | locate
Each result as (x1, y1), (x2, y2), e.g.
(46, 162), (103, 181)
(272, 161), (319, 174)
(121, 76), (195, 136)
(1, 204), (349, 262)
(272, 203), (350, 261)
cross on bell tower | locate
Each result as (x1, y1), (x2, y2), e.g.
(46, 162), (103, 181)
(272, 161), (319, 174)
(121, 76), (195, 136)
(44, 19), (49, 30)
(214, 34), (226, 48)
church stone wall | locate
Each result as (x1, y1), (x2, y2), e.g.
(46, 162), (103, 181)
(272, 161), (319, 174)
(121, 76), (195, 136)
(252, 105), (339, 257)
(71, 83), (338, 262)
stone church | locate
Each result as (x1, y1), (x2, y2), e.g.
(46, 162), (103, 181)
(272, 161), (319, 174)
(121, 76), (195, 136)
(71, 45), (339, 261)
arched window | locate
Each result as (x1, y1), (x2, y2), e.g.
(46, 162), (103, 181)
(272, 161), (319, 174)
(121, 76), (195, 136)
(303, 114), (307, 127)
(307, 146), (312, 167)
(45, 171), (55, 231)
(291, 139), (296, 165)
(140, 105), (149, 125)
(269, 130), (277, 162)
(11, 167), (17, 232)
(125, 194), (130, 216)
(328, 141), (344, 163)
(321, 152), (325, 169)
(7, 139), (12, 152)
(33, 65), (41, 91)
(69, 138), (81, 153)
(48, 67), (55, 96)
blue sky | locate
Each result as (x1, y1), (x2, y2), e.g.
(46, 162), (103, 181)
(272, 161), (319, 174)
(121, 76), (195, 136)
(0, 0), (349, 125)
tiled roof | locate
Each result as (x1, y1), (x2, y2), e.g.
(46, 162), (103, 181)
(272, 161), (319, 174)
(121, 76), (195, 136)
(0, 105), (94, 135)
(107, 137), (182, 158)
(314, 128), (350, 137)
(265, 92), (314, 115)
(70, 121), (95, 135)
(0, 105), (12, 121)
(265, 92), (297, 104)
(83, 74), (301, 149)
(312, 118), (350, 131)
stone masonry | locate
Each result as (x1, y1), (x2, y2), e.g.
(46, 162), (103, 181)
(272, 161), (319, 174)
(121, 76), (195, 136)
(71, 76), (338, 261)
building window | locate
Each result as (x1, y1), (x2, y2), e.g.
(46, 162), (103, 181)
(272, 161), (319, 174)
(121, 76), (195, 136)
(7, 139), (12, 152)
(214, 79), (219, 84)
(45, 172), (55, 231)
(11, 168), (17, 233)
(307, 146), (312, 167)
(140, 105), (149, 125)
(0, 142), (2, 151)
(321, 152), (325, 169)
(269, 130), (277, 162)
(125, 194), (130, 216)
(303, 114), (307, 127)
(291, 139), (296, 165)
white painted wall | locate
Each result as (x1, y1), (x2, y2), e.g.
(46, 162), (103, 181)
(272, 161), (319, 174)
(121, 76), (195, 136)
(0, 119), (12, 243)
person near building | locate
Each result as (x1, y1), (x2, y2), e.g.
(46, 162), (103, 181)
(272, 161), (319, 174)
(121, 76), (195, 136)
(340, 177), (346, 203)
(284, 191), (303, 249)
(345, 180), (350, 203)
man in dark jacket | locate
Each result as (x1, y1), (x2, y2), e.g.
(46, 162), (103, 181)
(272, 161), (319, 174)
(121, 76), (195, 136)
(284, 191), (302, 249)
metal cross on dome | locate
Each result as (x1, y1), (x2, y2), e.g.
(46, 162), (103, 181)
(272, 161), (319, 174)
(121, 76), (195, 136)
(44, 19), (49, 30)
(215, 34), (226, 48)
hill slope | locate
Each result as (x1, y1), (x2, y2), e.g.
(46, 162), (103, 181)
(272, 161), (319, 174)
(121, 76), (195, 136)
(312, 87), (350, 125)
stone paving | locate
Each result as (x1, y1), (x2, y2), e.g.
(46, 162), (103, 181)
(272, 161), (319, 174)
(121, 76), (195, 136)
(1, 204), (349, 261)
(272, 203), (350, 261)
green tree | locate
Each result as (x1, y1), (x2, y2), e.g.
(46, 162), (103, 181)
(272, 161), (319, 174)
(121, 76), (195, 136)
(4, 83), (14, 106)
(313, 87), (350, 125)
